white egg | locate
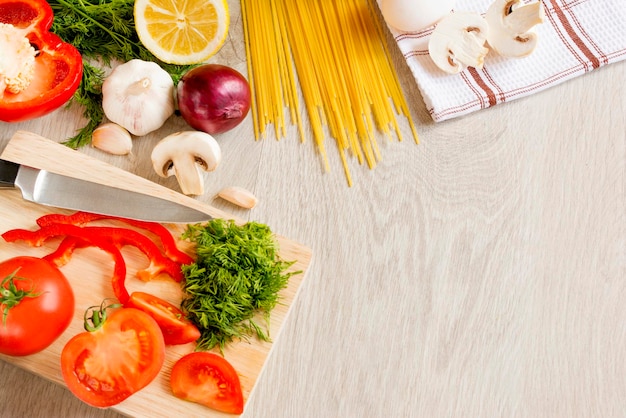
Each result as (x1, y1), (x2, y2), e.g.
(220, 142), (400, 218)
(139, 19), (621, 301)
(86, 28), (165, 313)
(380, 0), (457, 32)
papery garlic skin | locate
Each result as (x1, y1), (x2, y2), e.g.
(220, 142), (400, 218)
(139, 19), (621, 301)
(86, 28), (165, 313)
(381, 0), (456, 32)
(91, 122), (133, 155)
(102, 59), (175, 136)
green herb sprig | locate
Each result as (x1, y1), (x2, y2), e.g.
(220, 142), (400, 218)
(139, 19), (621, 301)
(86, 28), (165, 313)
(48, 0), (195, 148)
(181, 219), (300, 351)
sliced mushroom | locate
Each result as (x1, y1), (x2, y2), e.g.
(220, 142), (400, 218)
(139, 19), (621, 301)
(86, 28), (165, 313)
(428, 12), (490, 74)
(151, 131), (222, 196)
(486, 0), (544, 58)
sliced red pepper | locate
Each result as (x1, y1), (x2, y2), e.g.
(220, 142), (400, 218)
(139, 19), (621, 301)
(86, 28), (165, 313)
(42, 235), (129, 303)
(2, 223), (183, 283)
(36, 212), (194, 265)
(43, 235), (87, 266)
(0, 0), (83, 122)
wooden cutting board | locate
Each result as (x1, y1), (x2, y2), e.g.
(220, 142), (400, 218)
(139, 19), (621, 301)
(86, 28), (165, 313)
(0, 131), (312, 417)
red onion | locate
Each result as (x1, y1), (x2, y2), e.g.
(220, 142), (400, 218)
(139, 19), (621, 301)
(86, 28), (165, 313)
(177, 64), (251, 135)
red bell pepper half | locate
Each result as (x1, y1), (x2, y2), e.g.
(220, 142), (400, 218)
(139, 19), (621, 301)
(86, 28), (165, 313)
(0, 0), (83, 122)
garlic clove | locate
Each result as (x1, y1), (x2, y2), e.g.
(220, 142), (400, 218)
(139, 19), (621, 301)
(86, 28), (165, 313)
(217, 186), (258, 209)
(91, 122), (133, 155)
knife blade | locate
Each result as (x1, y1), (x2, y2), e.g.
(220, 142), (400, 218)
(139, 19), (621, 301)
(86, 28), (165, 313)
(0, 159), (211, 223)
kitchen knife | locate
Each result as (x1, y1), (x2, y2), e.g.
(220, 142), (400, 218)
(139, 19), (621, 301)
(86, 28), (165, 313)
(0, 159), (211, 223)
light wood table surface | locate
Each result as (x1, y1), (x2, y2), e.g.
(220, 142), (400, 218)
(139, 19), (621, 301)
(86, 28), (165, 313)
(1, 2), (624, 417)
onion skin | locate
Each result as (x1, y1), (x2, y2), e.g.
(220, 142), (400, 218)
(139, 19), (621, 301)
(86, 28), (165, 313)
(177, 64), (251, 135)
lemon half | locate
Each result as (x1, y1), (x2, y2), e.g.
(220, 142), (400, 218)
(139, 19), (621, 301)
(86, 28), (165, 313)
(134, 0), (229, 65)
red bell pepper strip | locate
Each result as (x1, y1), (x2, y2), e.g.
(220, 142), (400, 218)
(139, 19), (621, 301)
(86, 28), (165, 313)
(2, 223), (184, 283)
(43, 236), (86, 266)
(43, 235), (129, 304)
(36, 212), (194, 265)
(0, 0), (83, 122)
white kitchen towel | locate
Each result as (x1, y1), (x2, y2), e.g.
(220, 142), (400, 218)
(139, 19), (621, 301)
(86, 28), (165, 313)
(387, 0), (626, 122)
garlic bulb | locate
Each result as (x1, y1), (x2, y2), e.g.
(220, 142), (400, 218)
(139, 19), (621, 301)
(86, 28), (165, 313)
(91, 122), (133, 155)
(381, 0), (457, 32)
(102, 59), (175, 136)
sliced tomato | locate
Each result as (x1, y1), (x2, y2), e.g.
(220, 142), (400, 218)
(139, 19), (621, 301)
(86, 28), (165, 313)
(171, 352), (244, 415)
(124, 291), (201, 345)
(61, 305), (165, 408)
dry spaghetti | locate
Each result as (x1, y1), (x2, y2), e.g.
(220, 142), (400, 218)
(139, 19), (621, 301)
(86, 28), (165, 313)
(241, 0), (419, 186)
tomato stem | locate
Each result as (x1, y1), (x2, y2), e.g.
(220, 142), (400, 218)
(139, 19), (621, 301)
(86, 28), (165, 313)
(84, 299), (122, 332)
(1, 268), (43, 325)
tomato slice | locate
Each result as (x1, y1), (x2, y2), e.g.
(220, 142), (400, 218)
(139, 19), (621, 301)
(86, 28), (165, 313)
(170, 352), (244, 415)
(61, 306), (165, 408)
(124, 291), (201, 345)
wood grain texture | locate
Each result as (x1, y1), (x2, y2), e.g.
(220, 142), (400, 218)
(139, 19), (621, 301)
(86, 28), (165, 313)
(0, 0), (624, 417)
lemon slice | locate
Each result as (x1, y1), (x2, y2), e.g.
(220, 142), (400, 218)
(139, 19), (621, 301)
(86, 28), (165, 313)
(134, 0), (229, 65)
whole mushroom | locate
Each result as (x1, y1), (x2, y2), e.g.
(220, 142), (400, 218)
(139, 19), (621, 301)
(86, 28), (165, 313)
(151, 131), (222, 196)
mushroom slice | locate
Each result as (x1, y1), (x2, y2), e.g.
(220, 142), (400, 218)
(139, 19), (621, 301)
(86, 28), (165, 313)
(151, 131), (222, 196)
(486, 0), (545, 58)
(428, 12), (490, 74)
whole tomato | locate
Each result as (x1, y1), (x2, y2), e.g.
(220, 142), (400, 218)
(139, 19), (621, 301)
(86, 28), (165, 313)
(0, 256), (75, 356)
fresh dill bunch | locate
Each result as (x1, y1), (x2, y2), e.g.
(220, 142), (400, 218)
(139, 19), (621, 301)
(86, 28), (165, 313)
(49, 0), (145, 64)
(180, 219), (300, 351)
(48, 0), (196, 147)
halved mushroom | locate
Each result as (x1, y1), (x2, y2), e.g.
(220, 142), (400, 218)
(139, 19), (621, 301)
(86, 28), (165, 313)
(428, 12), (490, 74)
(486, 0), (544, 58)
(151, 131), (222, 196)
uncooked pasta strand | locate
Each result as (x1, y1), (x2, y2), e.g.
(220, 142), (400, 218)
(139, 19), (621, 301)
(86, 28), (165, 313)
(241, 0), (419, 186)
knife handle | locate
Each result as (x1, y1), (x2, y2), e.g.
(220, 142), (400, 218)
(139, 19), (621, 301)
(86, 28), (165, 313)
(0, 160), (19, 189)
